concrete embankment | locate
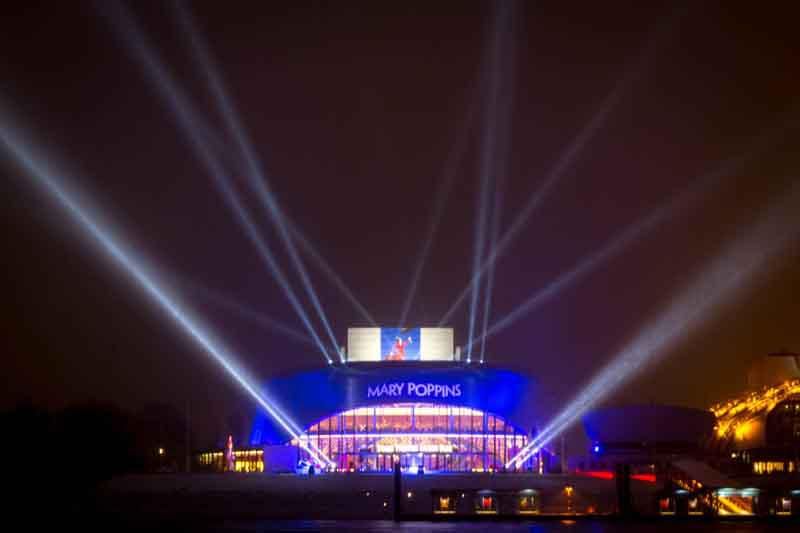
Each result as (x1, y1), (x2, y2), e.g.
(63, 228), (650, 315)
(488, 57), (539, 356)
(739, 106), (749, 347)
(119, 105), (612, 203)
(95, 473), (657, 519)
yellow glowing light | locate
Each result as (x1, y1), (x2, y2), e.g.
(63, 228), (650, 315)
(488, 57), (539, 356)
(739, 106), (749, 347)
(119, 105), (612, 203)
(734, 421), (754, 440)
(711, 379), (800, 441)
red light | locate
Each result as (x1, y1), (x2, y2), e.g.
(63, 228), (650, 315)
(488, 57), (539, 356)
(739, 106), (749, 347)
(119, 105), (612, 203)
(577, 470), (614, 480)
(574, 470), (656, 483)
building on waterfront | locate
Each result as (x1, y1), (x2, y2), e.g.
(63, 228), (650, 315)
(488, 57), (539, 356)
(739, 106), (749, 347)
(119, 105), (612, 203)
(197, 327), (538, 473)
(711, 353), (800, 477)
(574, 353), (800, 479)
(249, 327), (538, 472)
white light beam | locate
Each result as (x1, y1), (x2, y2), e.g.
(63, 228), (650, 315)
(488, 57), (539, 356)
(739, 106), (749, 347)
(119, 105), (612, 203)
(172, 1), (342, 361)
(0, 121), (334, 467)
(508, 182), (800, 468)
(439, 8), (682, 327)
(97, 1), (334, 363)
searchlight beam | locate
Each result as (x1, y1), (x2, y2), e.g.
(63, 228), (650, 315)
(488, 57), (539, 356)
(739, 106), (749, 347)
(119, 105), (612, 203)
(470, 114), (798, 351)
(478, 1), (517, 364)
(439, 8), (682, 328)
(467, 1), (515, 362)
(508, 182), (800, 468)
(97, 1), (334, 363)
(184, 281), (315, 348)
(0, 121), (334, 467)
(172, 1), (342, 361)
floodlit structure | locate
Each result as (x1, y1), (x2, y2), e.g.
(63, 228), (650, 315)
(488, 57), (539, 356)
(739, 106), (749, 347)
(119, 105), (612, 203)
(711, 354), (800, 476)
(243, 327), (538, 473)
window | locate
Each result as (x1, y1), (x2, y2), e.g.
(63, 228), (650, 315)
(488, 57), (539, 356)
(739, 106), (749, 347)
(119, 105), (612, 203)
(293, 403), (526, 472)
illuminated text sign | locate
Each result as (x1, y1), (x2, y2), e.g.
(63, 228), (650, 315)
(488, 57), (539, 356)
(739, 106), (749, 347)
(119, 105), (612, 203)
(367, 382), (462, 399)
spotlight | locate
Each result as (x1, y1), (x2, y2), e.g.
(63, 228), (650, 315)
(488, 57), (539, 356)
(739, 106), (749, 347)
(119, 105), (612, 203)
(96, 1), (334, 364)
(439, 8), (682, 328)
(478, 185), (504, 364)
(508, 182), (800, 468)
(476, 193), (679, 349)
(172, 1), (342, 360)
(286, 219), (376, 327)
(477, 1), (515, 365)
(185, 281), (313, 347)
(0, 120), (334, 468)
(466, 1), (517, 361)
(470, 128), (789, 352)
(398, 91), (479, 328)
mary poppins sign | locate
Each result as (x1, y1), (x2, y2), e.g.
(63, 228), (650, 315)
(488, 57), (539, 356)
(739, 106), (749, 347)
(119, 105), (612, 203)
(367, 381), (462, 400)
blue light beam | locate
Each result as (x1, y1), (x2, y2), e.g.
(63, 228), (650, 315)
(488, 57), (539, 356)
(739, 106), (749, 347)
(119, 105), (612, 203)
(508, 182), (800, 468)
(97, 1), (334, 364)
(0, 121), (334, 467)
(172, 1), (342, 361)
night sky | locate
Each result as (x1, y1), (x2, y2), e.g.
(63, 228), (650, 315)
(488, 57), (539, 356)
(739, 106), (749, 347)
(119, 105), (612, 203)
(2, 0), (799, 446)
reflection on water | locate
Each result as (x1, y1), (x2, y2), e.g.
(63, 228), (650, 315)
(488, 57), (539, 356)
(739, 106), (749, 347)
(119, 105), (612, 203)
(200, 520), (797, 532)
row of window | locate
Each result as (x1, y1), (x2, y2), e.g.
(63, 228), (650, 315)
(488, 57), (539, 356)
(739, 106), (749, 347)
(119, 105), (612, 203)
(752, 460), (797, 475)
(295, 403), (529, 471)
(306, 404), (513, 434)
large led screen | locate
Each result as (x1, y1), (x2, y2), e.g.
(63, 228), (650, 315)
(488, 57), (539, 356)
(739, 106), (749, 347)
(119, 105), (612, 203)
(347, 327), (454, 362)
(380, 328), (420, 361)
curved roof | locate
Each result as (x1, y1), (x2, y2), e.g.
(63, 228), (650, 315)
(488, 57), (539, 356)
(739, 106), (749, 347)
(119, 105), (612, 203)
(249, 362), (537, 444)
(582, 405), (715, 445)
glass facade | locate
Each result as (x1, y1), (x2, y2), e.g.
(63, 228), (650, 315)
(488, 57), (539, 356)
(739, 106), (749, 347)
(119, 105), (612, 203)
(292, 402), (529, 472)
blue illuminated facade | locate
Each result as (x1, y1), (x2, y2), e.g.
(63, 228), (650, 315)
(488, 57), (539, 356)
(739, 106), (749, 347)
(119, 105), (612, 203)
(249, 362), (538, 472)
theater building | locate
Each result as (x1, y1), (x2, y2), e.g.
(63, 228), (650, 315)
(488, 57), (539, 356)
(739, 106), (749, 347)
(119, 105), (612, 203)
(244, 327), (538, 473)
